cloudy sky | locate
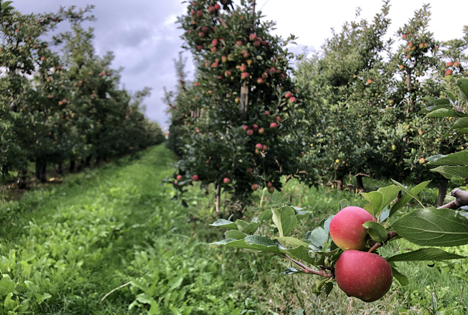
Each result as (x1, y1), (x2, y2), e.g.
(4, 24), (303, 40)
(14, 1), (468, 130)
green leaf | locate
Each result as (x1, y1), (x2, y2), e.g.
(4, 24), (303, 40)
(428, 151), (468, 166)
(445, 91), (456, 102)
(210, 219), (238, 229)
(257, 209), (272, 222)
(235, 219), (261, 234)
(427, 108), (457, 117)
(225, 230), (247, 240)
(363, 221), (387, 243)
(392, 207), (468, 246)
(35, 293), (52, 305)
(244, 235), (283, 254)
(304, 227), (328, 248)
(452, 117), (468, 130)
(277, 237), (309, 248)
(430, 166), (468, 179)
(423, 96), (451, 106)
(360, 191), (383, 216)
(0, 275), (16, 297)
(391, 267), (409, 286)
(386, 248), (465, 262)
(272, 206), (297, 237)
(284, 245), (315, 264)
(378, 185), (402, 215)
(390, 179), (427, 210)
(282, 268), (303, 275)
(457, 78), (468, 100)
(340, 199), (348, 209)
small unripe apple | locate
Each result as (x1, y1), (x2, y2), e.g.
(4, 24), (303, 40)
(329, 206), (375, 250)
(270, 122), (278, 128)
(224, 70), (232, 77)
(174, 180), (178, 185)
(262, 72), (268, 79)
(367, 79), (372, 84)
(192, 175), (199, 181)
(419, 158), (425, 164)
(454, 61), (460, 67)
(258, 127), (265, 134)
(223, 177), (231, 184)
(399, 65), (404, 70)
(251, 184), (259, 191)
(247, 168), (253, 173)
(243, 51), (250, 58)
(335, 250), (392, 302)
(176, 175), (182, 180)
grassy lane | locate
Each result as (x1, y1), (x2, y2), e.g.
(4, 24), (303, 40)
(0, 145), (255, 314)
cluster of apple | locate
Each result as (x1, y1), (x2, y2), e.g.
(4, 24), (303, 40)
(401, 33), (436, 60)
(445, 61), (460, 76)
(329, 206), (393, 302)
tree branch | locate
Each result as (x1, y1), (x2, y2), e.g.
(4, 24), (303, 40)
(284, 254), (333, 278)
(438, 189), (468, 210)
(368, 231), (398, 253)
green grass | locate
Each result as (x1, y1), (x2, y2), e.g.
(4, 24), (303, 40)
(1, 145), (468, 314)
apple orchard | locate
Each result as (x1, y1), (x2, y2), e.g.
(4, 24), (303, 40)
(163, 0), (468, 305)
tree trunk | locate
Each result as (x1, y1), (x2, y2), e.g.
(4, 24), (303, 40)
(41, 162), (47, 183)
(95, 156), (101, 166)
(85, 155), (92, 167)
(69, 160), (75, 173)
(215, 184), (221, 213)
(56, 162), (63, 175)
(437, 178), (449, 208)
(17, 167), (27, 189)
(77, 160), (83, 172)
(356, 175), (365, 192)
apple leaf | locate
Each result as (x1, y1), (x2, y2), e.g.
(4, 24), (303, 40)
(323, 215), (334, 235)
(283, 245), (316, 264)
(282, 268), (303, 275)
(212, 236), (284, 255)
(225, 230), (247, 240)
(452, 117), (468, 130)
(304, 227), (329, 248)
(210, 219), (238, 229)
(272, 206), (297, 237)
(377, 185), (402, 216)
(277, 237), (309, 249)
(360, 191), (383, 216)
(430, 166), (468, 179)
(427, 151), (468, 166)
(257, 209), (272, 222)
(427, 108), (458, 117)
(390, 266), (409, 286)
(386, 248), (465, 262)
(457, 78), (468, 100)
(423, 96), (451, 106)
(236, 219), (262, 234)
(363, 221), (387, 243)
(390, 180), (430, 215)
(392, 208), (468, 246)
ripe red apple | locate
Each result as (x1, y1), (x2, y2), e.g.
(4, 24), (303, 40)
(246, 129), (254, 136)
(241, 72), (249, 79)
(255, 143), (263, 150)
(257, 77), (264, 84)
(262, 145), (268, 151)
(249, 33), (256, 41)
(446, 61), (453, 67)
(289, 97), (297, 103)
(253, 41), (260, 47)
(446, 69), (452, 76)
(267, 182), (273, 188)
(276, 116), (282, 122)
(454, 61), (460, 67)
(211, 39), (218, 46)
(236, 40), (243, 45)
(176, 175), (183, 180)
(252, 124), (259, 131)
(243, 51), (250, 58)
(367, 79), (372, 84)
(262, 72), (268, 79)
(192, 175), (199, 181)
(239, 65), (247, 72)
(264, 111), (270, 115)
(196, 45), (202, 51)
(211, 62), (218, 68)
(214, 3), (220, 10)
(402, 34), (407, 39)
(198, 32), (205, 37)
(335, 250), (393, 302)
(224, 70), (232, 77)
(285, 92), (292, 99)
(329, 206), (375, 250)
(258, 127), (265, 134)
(251, 184), (259, 191)
(223, 177), (231, 184)
(243, 125), (249, 131)
(247, 168), (253, 173)
(270, 122), (278, 128)
(211, 47), (217, 53)
(196, 10), (203, 17)
(270, 67), (276, 74)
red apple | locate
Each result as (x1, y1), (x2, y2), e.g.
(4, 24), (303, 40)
(243, 125), (249, 131)
(258, 127), (265, 134)
(251, 184), (259, 191)
(267, 182), (273, 187)
(270, 122), (278, 128)
(241, 72), (249, 79)
(211, 39), (218, 46)
(252, 124), (259, 131)
(289, 97), (297, 103)
(236, 40), (242, 45)
(446, 61), (453, 67)
(264, 111), (270, 115)
(446, 69), (452, 76)
(257, 77), (264, 84)
(335, 250), (393, 302)
(253, 41), (260, 47)
(246, 129), (254, 136)
(196, 45), (202, 51)
(454, 61), (460, 67)
(276, 116), (282, 122)
(255, 143), (263, 150)
(211, 47), (217, 53)
(329, 206), (375, 250)
(402, 34), (407, 39)
(223, 177), (231, 184)
(262, 145), (268, 151)
(268, 186), (274, 193)
(249, 34), (256, 41)
(176, 175), (182, 180)
(192, 175), (199, 181)
(240, 65), (247, 72)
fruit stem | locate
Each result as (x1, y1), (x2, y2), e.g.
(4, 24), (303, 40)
(285, 254), (333, 278)
(368, 231), (398, 253)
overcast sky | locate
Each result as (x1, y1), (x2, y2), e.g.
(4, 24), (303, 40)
(14, 1), (468, 130)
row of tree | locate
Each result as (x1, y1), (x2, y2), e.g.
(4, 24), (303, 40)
(0, 2), (165, 186)
(165, 0), (468, 209)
